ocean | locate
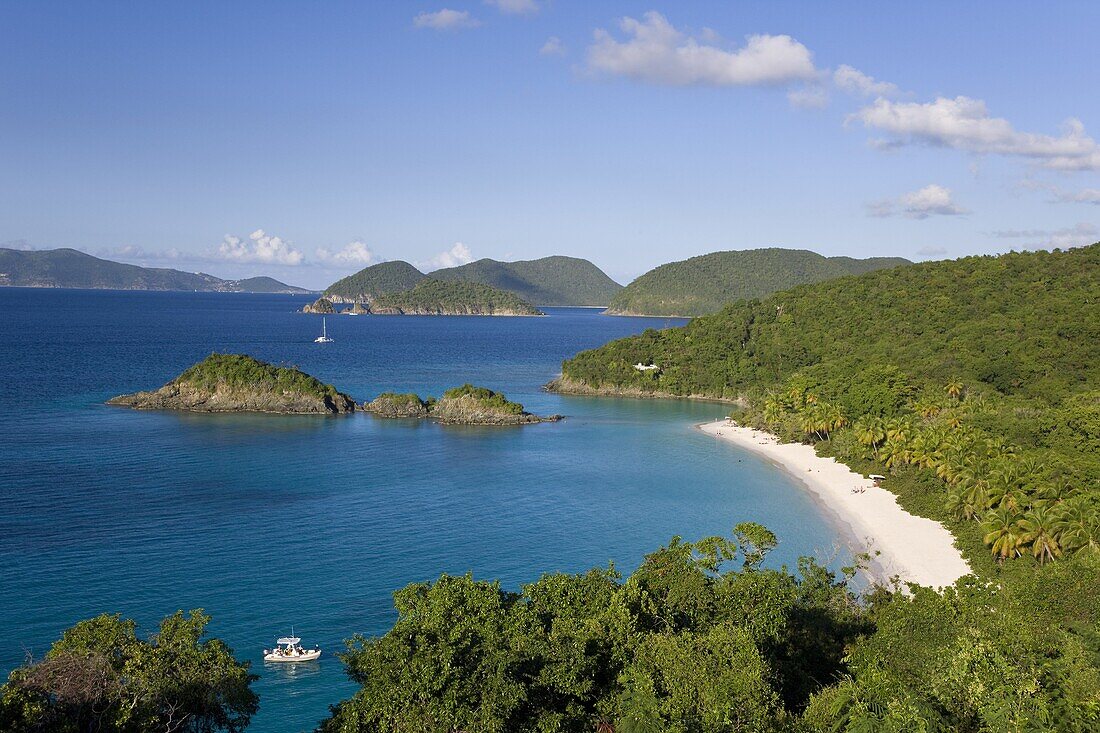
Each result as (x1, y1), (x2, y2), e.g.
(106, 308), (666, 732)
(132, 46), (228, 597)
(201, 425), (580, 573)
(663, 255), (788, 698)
(0, 289), (850, 732)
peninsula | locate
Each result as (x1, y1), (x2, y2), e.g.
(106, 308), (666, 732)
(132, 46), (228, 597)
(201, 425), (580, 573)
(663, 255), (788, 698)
(368, 279), (542, 316)
(107, 354), (356, 414)
(365, 384), (561, 425)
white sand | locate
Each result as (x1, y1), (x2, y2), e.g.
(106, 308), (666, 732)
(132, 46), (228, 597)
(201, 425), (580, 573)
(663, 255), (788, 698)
(699, 420), (970, 589)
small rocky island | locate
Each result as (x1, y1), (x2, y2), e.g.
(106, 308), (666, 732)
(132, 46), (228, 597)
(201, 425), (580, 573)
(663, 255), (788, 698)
(107, 354), (356, 414)
(302, 297), (335, 314)
(364, 384), (561, 425)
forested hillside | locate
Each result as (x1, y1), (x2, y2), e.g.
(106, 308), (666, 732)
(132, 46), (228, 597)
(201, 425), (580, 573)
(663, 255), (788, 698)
(323, 260), (426, 302)
(431, 255), (622, 306)
(561, 244), (1100, 565)
(370, 279), (542, 315)
(605, 248), (910, 316)
(0, 248), (311, 292)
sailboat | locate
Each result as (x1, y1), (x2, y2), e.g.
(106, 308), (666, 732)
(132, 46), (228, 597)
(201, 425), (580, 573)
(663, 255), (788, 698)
(314, 317), (333, 343)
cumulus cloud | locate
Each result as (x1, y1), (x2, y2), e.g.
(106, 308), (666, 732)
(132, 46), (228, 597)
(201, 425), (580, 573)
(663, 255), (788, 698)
(867, 184), (970, 219)
(540, 36), (565, 56)
(315, 240), (376, 267)
(586, 11), (818, 87)
(413, 9), (480, 31)
(850, 96), (1100, 171)
(216, 229), (304, 266)
(420, 242), (474, 271)
(833, 64), (899, 98)
(989, 222), (1098, 250)
(485, 0), (538, 15)
(1056, 187), (1100, 205)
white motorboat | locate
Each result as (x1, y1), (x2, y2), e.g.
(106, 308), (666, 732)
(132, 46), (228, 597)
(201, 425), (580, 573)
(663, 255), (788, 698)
(314, 317), (333, 343)
(264, 636), (321, 663)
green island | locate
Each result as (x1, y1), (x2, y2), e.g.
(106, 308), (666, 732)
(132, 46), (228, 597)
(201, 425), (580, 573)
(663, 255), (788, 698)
(107, 353), (356, 414)
(432, 255), (623, 306)
(365, 384), (561, 425)
(323, 256), (621, 307)
(369, 279), (543, 316)
(323, 260), (427, 303)
(604, 248), (910, 317)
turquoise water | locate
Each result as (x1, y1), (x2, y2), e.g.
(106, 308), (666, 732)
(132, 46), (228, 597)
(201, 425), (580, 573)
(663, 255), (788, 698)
(0, 289), (849, 732)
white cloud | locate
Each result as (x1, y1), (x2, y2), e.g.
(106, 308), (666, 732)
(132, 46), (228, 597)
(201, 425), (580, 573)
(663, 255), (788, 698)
(315, 240), (376, 267)
(851, 96), (1100, 171)
(787, 85), (829, 110)
(420, 242), (474, 271)
(833, 64), (899, 98)
(413, 9), (480, 31)
(216, 229), (304, 266)
(540, 36), (565, 56)
(990, 223), (1098, 249)
(109, 244), (185, 262)
(485, 0), (538, 15)
(586, 11), (818, 87)
(867, 184), (970, 219)
(915, 245), (948, 257)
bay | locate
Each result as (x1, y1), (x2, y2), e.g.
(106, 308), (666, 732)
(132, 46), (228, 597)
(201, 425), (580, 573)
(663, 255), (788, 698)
(0, 289), (849, 732)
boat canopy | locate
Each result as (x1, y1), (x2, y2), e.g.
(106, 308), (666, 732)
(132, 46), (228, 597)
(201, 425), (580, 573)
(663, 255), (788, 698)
(277, 637), (301, 645)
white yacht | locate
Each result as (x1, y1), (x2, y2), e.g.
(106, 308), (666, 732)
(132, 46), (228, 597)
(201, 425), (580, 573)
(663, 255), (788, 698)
(263, 636), (321, 663)
(314, 317), (333, 343)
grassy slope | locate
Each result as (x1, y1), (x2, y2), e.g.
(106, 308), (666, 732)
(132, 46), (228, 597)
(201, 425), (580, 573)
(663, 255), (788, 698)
(605, 248), (911, 317)
(431, 256), (622, 306)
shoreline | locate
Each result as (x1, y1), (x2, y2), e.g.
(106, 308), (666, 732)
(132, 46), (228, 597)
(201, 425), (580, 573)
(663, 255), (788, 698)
(699, 420), (970, 589)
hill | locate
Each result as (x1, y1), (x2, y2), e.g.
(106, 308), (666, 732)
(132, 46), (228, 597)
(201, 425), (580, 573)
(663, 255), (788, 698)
(557, 245), (1100, 565)
(107, 353), (355, 414)
(371, 279), (542, 316)
(431, 256), (622, 306)
(0, 248), (311, 293)
(323, 261), (426, 303)
(604, 248), (910, 316)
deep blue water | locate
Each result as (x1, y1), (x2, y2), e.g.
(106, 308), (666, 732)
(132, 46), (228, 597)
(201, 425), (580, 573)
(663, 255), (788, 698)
(0, 289), (849, 732)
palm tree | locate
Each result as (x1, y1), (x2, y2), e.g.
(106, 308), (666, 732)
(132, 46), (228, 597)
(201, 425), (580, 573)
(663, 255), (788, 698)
(1058, 497), (1100, 557)
(982, 506), (1026, 562)
(945, 378), (964, 401)
(854, 417), (886, 459)
(762, 392), (785, 424)
(1018, 506), (1064, 564)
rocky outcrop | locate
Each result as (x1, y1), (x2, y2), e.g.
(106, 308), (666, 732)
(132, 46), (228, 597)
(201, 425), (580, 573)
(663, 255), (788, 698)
(363, 393), (430, 418)
(107, 354), (356, 414)
(342, 302), (370, 315)
(303, 297), (335, 314)
(363, 384), (561, 425)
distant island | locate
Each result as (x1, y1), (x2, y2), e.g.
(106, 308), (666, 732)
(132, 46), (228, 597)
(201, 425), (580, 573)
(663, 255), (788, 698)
(0, 248), (313, 293)
(309, 279), (543, 316)
(323, 256), (621, 307)
(365, 384), (561, 425)
(604, 248), (910, 317)
(107, 354), (355, 414)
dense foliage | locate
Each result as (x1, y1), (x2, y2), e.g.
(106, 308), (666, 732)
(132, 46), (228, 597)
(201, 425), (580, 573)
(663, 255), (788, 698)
(319, 529), (1100, 732)
(441, 384), (525, 415)
(563, 245), (1100, 566)
(177, 353), (348, 402)
(372, 279), (542, 315)
(0, 610), (257, 733)
(432, 256), (623, 307)
(323, 261), (426, 302)
(605, 248), (910, 317)
(0, 248), (308, 293)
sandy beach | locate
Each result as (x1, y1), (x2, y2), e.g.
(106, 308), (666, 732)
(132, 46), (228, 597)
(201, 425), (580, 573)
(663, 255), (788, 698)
(700, 420), (971, 589)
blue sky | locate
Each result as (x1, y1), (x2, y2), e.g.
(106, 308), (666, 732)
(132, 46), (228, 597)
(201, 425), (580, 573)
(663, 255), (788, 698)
(2, 1), (1099, 288)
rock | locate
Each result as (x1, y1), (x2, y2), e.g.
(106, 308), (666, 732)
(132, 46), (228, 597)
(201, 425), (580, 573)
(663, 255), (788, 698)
(363, 393), (430, 418)
(303, 297), (335, 314)
(342, 302), (370, 315)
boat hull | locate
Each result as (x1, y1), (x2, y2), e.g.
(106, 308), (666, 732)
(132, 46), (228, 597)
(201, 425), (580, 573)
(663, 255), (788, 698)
(264, 650), (321, 663)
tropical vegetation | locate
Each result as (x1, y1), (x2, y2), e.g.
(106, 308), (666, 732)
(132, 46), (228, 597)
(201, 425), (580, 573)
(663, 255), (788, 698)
(323, 261), (426, 302)
(604, 248), (910, 317)
(0, 610), (257, 733)
(371, 279), (542, 315)
(175, 353), (349, 403)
